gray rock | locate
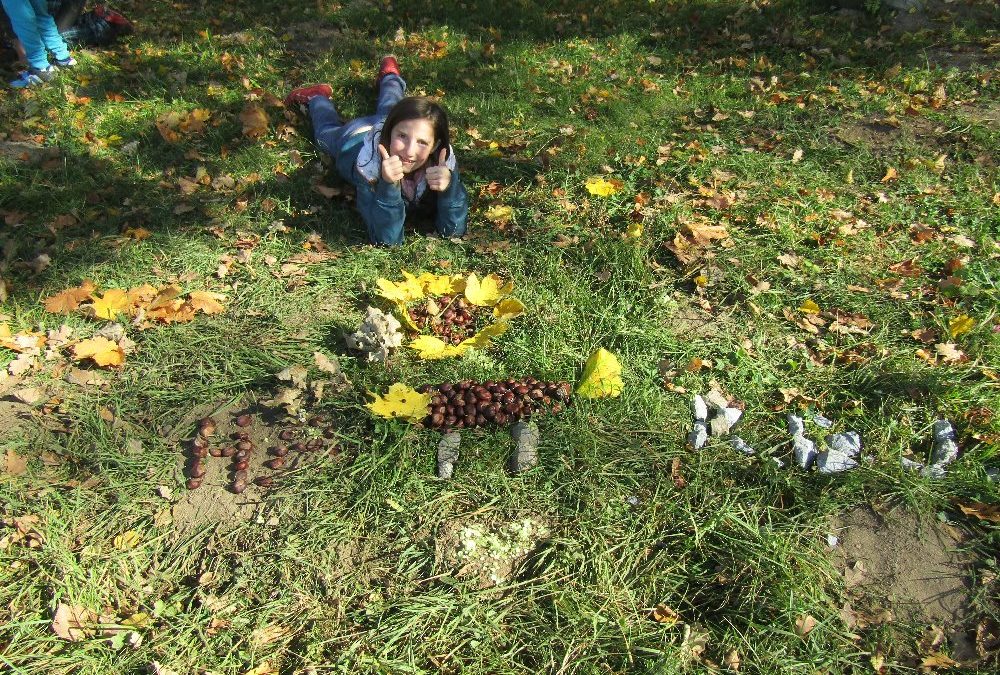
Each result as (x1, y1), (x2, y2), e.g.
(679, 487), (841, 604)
(710, 415), (732, 437)
(436, 431), (461, 479)
(930, 419), (959, 466)
(787, 414), (805, 438)
(687, 421), (708, 449)
(814, 414), (834, 429)
(730, 436), (755, 455)
(771, 457), (786, 468)
(900, 457), (924, 472)
(691, 395), (708, 422)
(816, 450), (859, 474)
(508, 421), (540, 473)
(723, 407), (743, 428)
(986, 467), (998, 482)
(826, 432), (861, 458)
(793, 435), (817, 470)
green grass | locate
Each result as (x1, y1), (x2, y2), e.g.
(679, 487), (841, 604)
(1, 0), (998, 672)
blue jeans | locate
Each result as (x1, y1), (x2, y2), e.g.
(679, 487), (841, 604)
(308, 73), (406, 169)
(2, 0), (70, 70)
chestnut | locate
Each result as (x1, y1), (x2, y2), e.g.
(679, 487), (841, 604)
(253, 476), (274, 488)
(198, 417), (216, 437)
(221, 446), (236, 458)
(186, 478), (202, 490)
(235, 414), (252, 428)
(234, 459), (249, 471)
(265, 458), (284, 470)
(209, 446), (223, 457)
(270, 445), (289, 457)
(278, 429), (296, 441)
(189, 461), (206, 479)
(236, 440), (253, 452)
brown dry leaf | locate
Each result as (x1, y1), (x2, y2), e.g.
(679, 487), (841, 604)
(957, 501), (1000, 523)
(671, 457), (687, 489)
(650, 603), (680, 625)
(723, 649), (741, 671)
(13, 387), (44, 405)
(3, 449), (28, 476)
(251, 624), (291, 647)
(240, 104), (269, 139)
(934, 343), (966, 364)
(777, 253), (799, 268)
(881, 166), (899, 183)
(244, 663), (278, 675)
(44, 280), (97, 314)
(187, 291), (226, 315)
(920, 652), (958, 670)
(795, 614), (817, 637)
(72, 337), (125, 367)
(52, 603), (97, 641)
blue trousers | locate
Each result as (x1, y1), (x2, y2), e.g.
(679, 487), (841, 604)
(308, 73), (406, 171)
(2, 0), (70, 69)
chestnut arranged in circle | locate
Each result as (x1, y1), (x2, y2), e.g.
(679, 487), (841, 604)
(407, 294), (480, 346)
(419, 378), (571, 431)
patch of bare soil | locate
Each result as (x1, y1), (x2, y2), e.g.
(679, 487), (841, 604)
(830, 506), (977, 658)
(660, 294), (722, 340)
(891, 0), (999, 37)
(434, 515), (550, 589)
(834, 115), (939, 154)
(170, 402), (340, 531)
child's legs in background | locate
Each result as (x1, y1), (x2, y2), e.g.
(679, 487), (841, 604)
(28, 0), (69, 60)
(2, 0), (52, 68)
(374, 73), (406, 120)
(309, 95), (379, 163)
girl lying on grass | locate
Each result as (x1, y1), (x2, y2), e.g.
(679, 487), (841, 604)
(286, 56), (469, 246)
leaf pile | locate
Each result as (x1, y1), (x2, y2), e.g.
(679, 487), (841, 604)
(44, 282), (225, 328)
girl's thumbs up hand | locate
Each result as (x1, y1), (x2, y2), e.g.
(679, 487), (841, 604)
(378, 144), (404, 184)
(426, 148), (452, 192)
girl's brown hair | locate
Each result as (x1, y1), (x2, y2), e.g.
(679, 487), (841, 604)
(379, 96), (451, 164)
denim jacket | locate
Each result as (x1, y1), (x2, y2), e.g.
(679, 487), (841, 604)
(336, 126), (469, 246)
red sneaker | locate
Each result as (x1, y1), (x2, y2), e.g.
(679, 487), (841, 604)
(94, 5), (134, 34)
(284, 83), (333, 108)
(375, 55), (401, 88)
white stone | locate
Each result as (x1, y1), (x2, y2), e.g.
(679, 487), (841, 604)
(723, 407), (743, 428)
(793, 435), (817, 470)
(921, 463), (947, 479)
(826, 432), (861, 457)
(691, 395), (708, 421)
(687, 421), (708, 449)
(900, 457), (924, 472)
(814, 414), (834, 429)
(930, 419), (959, 466)
(787, 414), (805, 437)
(730, 436), (755, 455)
(816, 450), (858, 474)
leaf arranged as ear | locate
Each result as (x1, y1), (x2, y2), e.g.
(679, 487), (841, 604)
(366, 383), (431, 423)
(576, 348), (623, 398)
(464, 273), (513, 306)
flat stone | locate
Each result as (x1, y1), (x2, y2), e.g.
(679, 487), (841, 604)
(508, 421), (540, 473)
(691, 395), (708, 421)
(686, 421), (708, 449)
(787, 414), (805, 438)
(814, 413), (834, 429)
(794, 435), (817, 470)
(730, 436), (755, 455)
(901, 457), (924, 472)
(826, 432), (861, 457)
(723, 407), (742, 428)
(817, 450), (858, 474)
(437, 431), (461, 479)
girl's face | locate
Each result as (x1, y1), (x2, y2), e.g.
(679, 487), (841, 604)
(387, 118), (436, 173)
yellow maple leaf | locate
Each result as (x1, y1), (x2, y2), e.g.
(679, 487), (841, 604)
(113, 530), (141, 550)
(484, 205), (513, 223)
(408, 335), (466, 360)
(416, 272), (464, 296)
(880, 166), (899, 183)
(376, 272), (425, 304)
(799, 299), (821, 314)
(366, 383), (431, 422)
(948, 314), (975, 339)
(463, 273), (513, 306)
(72, 337), (124, 367)
(44, 280), (97, 314)
(87, 289), (132, 320)
(187, 291), (226, 315)
(625, 221), (643, 238)
(493, 298), (526, 321)
(576, 348), (623, 398)
(585, 176), (624, 197)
